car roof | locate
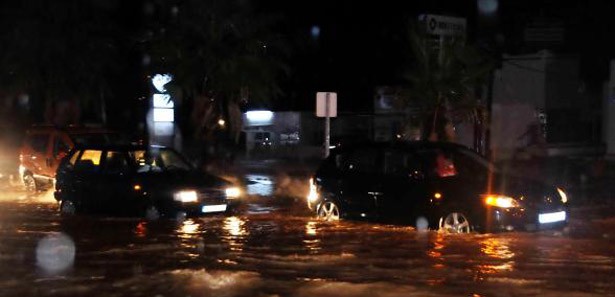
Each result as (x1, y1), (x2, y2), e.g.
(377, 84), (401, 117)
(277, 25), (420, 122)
(71, 144), (169, 151)
(330, 140), (472, 154)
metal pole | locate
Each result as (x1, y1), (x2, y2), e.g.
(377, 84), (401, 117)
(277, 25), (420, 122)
(325, 92), (330, 158)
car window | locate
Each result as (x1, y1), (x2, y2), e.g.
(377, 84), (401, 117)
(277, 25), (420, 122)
(27, 134), (49, 154)
(337, 148), (380, 174)
(74, 150), (102, 173)
(132, 150), (163, 172)
(419, 149), (457, 178)
(68, 150), (79, 166)
(103, 151), (129, 174)
(383, 150), (421, 176)
(452, 148), (497, 177)
(158, 149), (191, 171)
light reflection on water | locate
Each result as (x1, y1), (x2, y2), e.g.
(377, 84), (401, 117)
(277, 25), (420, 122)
(477, 236), (515, 275)
(303, 221), (321, 253)
(223, 216), (248, 252)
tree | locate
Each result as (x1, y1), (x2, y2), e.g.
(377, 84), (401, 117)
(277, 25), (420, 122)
(141, 0), (289, 146)
(398, 23), (494, 147)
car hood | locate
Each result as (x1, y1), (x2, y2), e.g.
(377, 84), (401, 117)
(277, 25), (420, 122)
(488, 173), (563, 206)
(137, 170), (231, 191)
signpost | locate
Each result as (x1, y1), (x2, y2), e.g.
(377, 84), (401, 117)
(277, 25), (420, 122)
(316, 92), (337, 158)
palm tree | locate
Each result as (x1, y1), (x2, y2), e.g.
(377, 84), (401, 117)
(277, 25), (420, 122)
(399, 23), (493, 147)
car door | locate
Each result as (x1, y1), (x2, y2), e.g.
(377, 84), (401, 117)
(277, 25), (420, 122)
(21, 131), (51, 179)
(73, 149), (104, 213)
(100, 150), (138, 215)
(377, 148), (430, 221)
(336, 148), (382, 217)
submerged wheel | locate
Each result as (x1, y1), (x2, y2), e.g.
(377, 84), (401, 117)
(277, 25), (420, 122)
(144, 205), (161, 221)
(59, 200), (76, 216)
(317, 201), (340, 221)
(23, 174), (38, 194)
(439, 212), (472, 234)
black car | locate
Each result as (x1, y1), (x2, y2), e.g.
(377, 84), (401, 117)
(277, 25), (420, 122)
(54, 144), (242, 219)
(307, 141), (568, 233)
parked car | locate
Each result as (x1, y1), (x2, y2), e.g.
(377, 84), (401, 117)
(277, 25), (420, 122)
(0, 125), (20, 185)
(54, 144), (242, 219)
(19, 125), (120, 192)
(307, 141), (568, 233)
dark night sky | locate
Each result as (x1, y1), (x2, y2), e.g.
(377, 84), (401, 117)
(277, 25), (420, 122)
(260, 0), (615, 112)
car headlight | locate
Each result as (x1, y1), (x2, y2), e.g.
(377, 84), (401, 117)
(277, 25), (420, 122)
(225, 187), (241, 199)
(557, 187), (568, 204)
(307, 177), (319, 203)
(174, 190), (198, 203)
(484, 195), (520, 208)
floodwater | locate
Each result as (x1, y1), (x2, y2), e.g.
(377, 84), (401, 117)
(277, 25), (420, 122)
(0, 179), (614, 297)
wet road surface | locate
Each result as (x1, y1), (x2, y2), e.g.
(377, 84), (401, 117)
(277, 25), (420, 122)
(0, 180), (614, 297)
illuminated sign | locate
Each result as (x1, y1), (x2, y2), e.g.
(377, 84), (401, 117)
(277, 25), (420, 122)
(246, 110), (274, 126)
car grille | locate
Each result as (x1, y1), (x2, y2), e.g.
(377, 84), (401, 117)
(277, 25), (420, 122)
(198, 189), (226, 204)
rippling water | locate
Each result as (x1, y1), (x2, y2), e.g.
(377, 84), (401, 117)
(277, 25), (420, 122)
(0, 186), (614, 297)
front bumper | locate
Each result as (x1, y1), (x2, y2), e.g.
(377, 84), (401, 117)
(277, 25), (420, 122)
(485, 206), (568, 232)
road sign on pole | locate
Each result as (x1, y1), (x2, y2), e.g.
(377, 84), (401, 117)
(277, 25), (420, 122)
(316, 92), (337, 158)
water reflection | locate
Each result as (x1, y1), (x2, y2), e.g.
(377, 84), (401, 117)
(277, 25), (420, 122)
(477, 236), (515, 275)
(424, 232), (447, 286)
(245, 174), (274, 196)
(305, 221), (317, 236)
(178, 219), (200, 238)
(303, 221), (321, 253)
(223, 216), (248, 252)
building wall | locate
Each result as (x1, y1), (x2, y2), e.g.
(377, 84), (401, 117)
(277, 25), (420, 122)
(490, 50), (598, 160)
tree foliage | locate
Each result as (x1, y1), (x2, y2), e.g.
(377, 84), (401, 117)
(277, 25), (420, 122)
(399, 23), (494, 142)
(141, 0), (289, 143)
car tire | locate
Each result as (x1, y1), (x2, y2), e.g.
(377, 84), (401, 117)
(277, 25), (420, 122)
(438, 212), (472, 234)
(144, 205), (161, 221)
(59, 200), (77, 216)
(317, 201), (341, 221)
(23, 174), (38, 194)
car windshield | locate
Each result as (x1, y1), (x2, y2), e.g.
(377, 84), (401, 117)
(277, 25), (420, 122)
(131, 148), (192, 172)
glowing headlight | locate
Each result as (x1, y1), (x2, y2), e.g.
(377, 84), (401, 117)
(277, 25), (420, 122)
(225, 187), (241, 199)
(484, 195), (520, 208)
(557, 188), (568, 204)
(174, 190), (198, 203)
(307, 177), (319, 203)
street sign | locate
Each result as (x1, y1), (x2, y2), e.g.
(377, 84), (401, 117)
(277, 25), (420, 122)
(419, 14), (466, 37)
(316, 92), (337, 158)
(316, 92), (337, 117)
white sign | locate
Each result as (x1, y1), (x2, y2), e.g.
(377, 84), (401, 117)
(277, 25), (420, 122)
(153, 94), (174, 108)
(316, 92), (337, 117)
(419, 14), (466, 37)
(152, 74), (173, 93)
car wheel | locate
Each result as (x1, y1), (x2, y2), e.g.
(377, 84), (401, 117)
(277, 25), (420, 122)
(60, 200), (77, 216)
(438, 212), (472, 234)
(317, 201), (340, 221)
(144, 205), (161, 221)
(23, 174), (38, 193)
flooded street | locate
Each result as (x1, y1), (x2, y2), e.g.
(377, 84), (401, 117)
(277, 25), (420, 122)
(0, 178), (614, 297)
